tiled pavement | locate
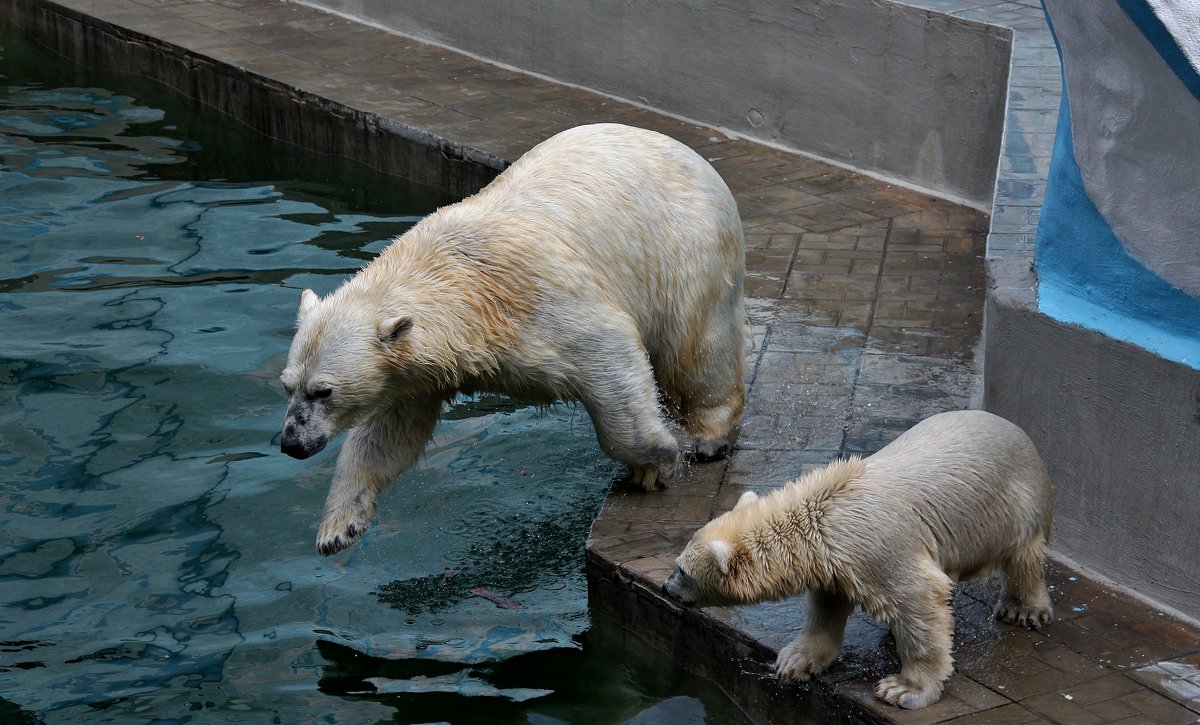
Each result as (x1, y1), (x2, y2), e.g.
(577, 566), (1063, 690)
(6, 0), (1199, 723)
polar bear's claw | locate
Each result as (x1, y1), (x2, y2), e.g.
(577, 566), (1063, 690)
(317, 535), (348, 557)
(997, 601), (1054, 628)
(774, 638), (837, 682)
(316, 530), (357, 556)
(316, 509), (372, 556)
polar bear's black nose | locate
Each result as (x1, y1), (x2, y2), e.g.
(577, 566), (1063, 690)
(663, 568), (696, 606)
(281, 426), (329, 459)
(281, 436), (312, 459)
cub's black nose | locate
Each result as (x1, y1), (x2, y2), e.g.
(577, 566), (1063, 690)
(662, 569), (697, 607)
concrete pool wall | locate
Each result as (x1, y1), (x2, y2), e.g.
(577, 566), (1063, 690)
(2, 0), (503, 199)
(298, 0), (1012, 210)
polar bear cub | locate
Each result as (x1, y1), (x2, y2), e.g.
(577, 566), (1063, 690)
(663, 410), (1054, 709)
(280, 123), (746, 556)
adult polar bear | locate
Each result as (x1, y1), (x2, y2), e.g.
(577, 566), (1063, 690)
(280, 124), (747, 556)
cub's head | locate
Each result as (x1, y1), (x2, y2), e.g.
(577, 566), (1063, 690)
(279, 288), (418, 459)
(663, 491), (760, 607)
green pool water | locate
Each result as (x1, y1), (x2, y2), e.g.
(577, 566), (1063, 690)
(0, 28), (749, 724)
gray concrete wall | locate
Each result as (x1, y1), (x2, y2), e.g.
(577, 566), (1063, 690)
(984, 257), (1200, 623)
(301, 0), (1012, 208)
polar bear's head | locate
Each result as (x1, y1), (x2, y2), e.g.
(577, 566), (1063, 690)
(664, 491), (761, 607)
(279, 288), (421, 459)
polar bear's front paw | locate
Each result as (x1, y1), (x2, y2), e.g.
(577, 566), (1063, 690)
(316, 507), (372, 556)
(875, 674), (943, 710)
(775, 637), (838, 681)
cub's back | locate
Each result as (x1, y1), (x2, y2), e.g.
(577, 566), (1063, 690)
(852, 411), (1052, 573)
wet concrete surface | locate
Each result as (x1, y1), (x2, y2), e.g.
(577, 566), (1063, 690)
(6, 0), (1200, 722)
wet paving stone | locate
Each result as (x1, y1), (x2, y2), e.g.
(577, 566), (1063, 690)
(18, 0), (1200, 722)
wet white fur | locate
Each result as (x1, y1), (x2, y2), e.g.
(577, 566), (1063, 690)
(281, 123), (747, 556)
(670, 410), (1054, 710)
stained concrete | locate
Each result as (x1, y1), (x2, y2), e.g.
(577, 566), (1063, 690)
(299, 0), (1012, 209)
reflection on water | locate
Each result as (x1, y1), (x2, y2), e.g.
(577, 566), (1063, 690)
(0, 29), (748, 724)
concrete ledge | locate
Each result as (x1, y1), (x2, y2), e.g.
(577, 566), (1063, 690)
(300, 0), (1012, 208)
(587, 550), (890, 725)
(977, 4), (1200, 614)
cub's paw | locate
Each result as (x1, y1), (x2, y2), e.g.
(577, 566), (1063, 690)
(775, 638), (838, 682)
(996, 599), (1054, 628)
(875, 674), (943, 710)
(316, 508), (372, 556)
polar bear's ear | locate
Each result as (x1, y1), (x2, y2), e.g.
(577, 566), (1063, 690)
(734, 491), (759, 510)
(708, 540), (734, 575)
(298, 289), (320, 321)
(378, 316), (414, 344)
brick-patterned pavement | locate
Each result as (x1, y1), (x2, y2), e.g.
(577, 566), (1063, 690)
(9, 0), (1199, 722)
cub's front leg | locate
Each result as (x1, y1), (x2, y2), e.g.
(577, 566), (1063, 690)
(316, 399), (440, 555)
(874, 566), (956, 709)
(776, 589), (855, 681)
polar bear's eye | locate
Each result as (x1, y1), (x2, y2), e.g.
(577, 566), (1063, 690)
(311, 387), (333, 400)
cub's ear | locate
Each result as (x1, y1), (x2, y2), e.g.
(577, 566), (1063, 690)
(707, 540), (734, 575)
(298, 289), (320, 321)
(378, 316), (414, 344)
(734, 491), (759, 510)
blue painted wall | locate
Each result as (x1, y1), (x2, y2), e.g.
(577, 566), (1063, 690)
(1038, 0), (1200, 368)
